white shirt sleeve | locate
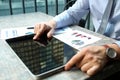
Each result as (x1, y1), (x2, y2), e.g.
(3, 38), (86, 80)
(114, 41), (120, 47)
(53, 0), (89, 28)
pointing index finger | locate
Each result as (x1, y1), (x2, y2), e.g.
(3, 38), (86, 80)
(64, 51), (84, 70)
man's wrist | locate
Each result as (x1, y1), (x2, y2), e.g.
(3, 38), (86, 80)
(48, 20), (56, 29)
(103, 44), (117, 60)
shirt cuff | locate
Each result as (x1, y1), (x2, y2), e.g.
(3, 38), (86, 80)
(53, 11), (73, 29)
(114, 40), (120, 47)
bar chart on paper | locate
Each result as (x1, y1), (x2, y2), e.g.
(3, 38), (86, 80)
(53, 28), (101, 50)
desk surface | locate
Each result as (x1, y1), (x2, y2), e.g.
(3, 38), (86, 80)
(0, 12), (120, 80)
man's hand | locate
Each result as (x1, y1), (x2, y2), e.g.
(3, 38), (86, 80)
(65, 46), (109, 76)
(33, 21), (56, 46)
